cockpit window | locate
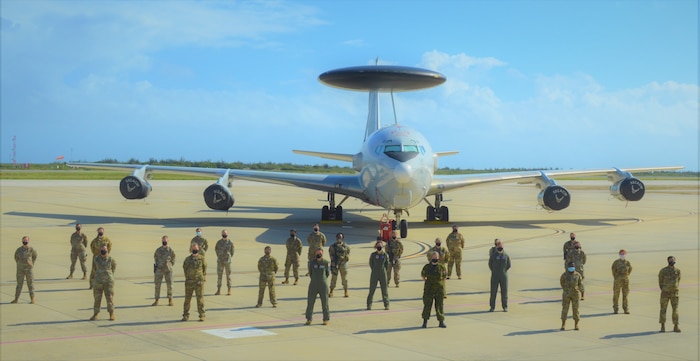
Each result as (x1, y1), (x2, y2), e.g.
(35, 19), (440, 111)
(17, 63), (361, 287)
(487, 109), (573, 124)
(383, 144), (420, 162)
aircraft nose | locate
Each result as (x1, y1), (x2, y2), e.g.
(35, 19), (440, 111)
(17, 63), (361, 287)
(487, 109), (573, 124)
(394, 163), (413, 184)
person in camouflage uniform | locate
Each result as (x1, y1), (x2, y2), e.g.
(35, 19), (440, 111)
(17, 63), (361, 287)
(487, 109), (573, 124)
(611, 249), (632, 314)
(190, 227), (209, 256)
(214, 229), (234, 296)
(488, 242), (511, 312)
(562, 232), (577, 260)
(256, 246), (279, 308)
(658, 256), (681, 333)
(329, 233), (350, 297)
(90, 245), (116, 321)
(560, 261), (583, 331)
(305, 248), (330, 325)
(427, 238), (449, 299)
(565, 241), (587, 300)
(305, 224), (327, 276)
(282, 229), (302, 285)
(89, 227), (112, 289)
(12, 236), (38, 304)
(386, 231), (404, 287)
(367, 241), (390, 310)
(153, 235), (176, 306)
(182, 244), (206, 322)
(67, 223), (88, 280)
(421, 251), (447, 328)
(446, 225), (465, 279)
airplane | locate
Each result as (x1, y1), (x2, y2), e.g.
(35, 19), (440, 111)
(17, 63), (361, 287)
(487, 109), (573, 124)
(69, 64), (684, 238)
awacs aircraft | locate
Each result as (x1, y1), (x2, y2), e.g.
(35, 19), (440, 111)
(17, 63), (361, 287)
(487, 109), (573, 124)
(69, 65), (683, 237)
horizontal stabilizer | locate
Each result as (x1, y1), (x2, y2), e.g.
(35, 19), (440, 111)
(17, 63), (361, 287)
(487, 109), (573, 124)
(292, 150), (354, 162)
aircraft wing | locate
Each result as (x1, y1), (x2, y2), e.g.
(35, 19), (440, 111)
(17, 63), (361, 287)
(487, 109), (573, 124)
(68, 163), (368, 200)
(429, 166), (685, 195)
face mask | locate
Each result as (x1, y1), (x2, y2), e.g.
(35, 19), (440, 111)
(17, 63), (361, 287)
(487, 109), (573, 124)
(222, 234), (227, 238)
(196, 231), (201, 236)
(574, 247), (580, 250)
(619, 254), (625, 260)
(192, 249), (199, 254)
(316, 254), (322, 259)
(669, 261), (675, 266)
(431, 259), (439, 264)
(376, 246), (382, 251)
(162, 242), (168, 246)
(436, 243), (441, 247)
(290, 234), (295, 237)
(22, 241), (28, 245)
(98, 232), (104, 237)
(452, 229), (458, 233)
(100, 249), (107, 255)
(567, 267), (575, 272)
(76, 228), (81, 231)
(497, 247), (503, 252)
(391, 236), (397, 240)
(314, 228), (319, 232)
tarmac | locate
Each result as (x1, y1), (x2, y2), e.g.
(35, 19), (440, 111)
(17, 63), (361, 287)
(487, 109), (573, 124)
(0, 179), (698, 361)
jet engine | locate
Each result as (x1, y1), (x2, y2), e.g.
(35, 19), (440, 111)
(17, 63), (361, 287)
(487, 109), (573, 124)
(119, 175), (152, 199)
(537, 185), (571, 211)
(610, 177), (645, 201)
(203, 184), (235, 210)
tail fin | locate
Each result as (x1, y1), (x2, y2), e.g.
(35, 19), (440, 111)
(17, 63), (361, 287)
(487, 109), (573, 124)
(365, 90), (380, 141)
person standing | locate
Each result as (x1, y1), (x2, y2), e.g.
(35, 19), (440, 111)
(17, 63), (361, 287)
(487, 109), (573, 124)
(329, 233), (350, 298)
(305, 224), (327, 276)
(67, 223), (88, 280)
(421, 252), (447, 328)
(489, 238), (502, 259)
(488, 242), (511, 312)
(611, 249), (632, 314)
(214, 229), (234, 296)
(565, 241), (587, 300)
(256, 246), (278, 308)
(89, 227), (112, 289)
(562, 232), (577, 260)
(560, 261), (583, 331)
(153, 235), (176, 306)
(282, 229), (303, 285)
(12, 236), (38, 304)
(445, 225), (465, 280)
(305, 248), (330, 325)
(427, 238), (449, 298)
(190, 227), (209, 256)
(658, 256), (681, 333)
(182, 244), (206, 322)
(386, 231), (404, 287)
(90, 245), (116, 321)
(367, 241), (390, 310)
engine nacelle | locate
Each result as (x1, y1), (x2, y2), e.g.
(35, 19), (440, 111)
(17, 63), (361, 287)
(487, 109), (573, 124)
(203, 184), (235, 210)
(119, 175), (152, 199)
(610, 177), (645, 202)
(537, 185), (571, 211)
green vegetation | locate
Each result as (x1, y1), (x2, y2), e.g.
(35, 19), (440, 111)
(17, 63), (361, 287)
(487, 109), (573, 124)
(0, 161), (696, 180)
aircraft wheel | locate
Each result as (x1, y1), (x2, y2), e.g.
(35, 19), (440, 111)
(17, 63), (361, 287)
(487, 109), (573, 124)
(426, 206), (436, 221)
(335, 206), (343, 221)
(400, 219), (408, 238)
(321, 206), (330, 221)
(439, 206), (449, 222)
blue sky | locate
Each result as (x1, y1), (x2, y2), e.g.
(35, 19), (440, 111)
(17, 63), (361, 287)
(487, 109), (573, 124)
(1, 0), (698, 171)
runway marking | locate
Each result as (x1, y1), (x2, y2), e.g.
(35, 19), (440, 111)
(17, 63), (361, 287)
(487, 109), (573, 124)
(202, 326), (275, 339)
(3, 283), (696, 345)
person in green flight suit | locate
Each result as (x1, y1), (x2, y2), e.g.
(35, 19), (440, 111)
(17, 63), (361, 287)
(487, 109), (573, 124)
(367, 241), (390, 310)
(305, 248), (330, 325)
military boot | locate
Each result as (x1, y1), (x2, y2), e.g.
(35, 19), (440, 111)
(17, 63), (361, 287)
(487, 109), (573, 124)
(152, 299), (159, 306)
(660, 323), (665, 332)
(30, 296), (35, 304)
(329, 288), (334, 297)
(109, 312), (115, 321)
(282, 277), (289, 284)
(227, 288), (231, 296)
(574, 320), (579, 330)
(560, 320), (566, 331)
(215, 287), (221, 295)
(90, 313), (99, 321)
(168, 297), (174, 306)
(421, 320), (428, 328)
(294, 278), (299, 285)
(10, 298), (18, 304)
(580, 292), (585, 300)
(438, 321), (447, 328)
(11, 290), (20, 304)
(66, 273), (73, 279)
(673, 324), (681, 333)
(81, 272), (87, 280)
(181, 315), (189, 321)
(344, 288), (349, 298)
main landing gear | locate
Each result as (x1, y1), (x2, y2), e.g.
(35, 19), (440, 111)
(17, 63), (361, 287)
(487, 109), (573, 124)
(321, 192), (349, 221)
(425, 193), (449, 222)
